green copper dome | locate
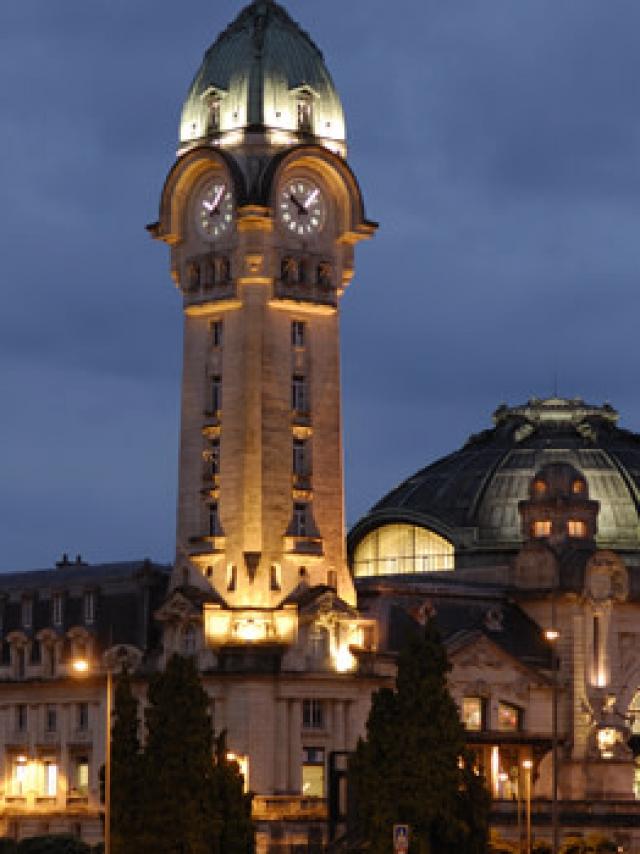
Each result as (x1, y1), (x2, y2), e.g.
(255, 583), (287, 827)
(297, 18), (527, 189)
(179, 1), (346, 151)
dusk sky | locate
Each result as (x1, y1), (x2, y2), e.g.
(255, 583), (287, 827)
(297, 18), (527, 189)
(1, 1), (639, 572)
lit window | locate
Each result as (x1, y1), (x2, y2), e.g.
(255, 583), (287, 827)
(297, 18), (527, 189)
(75, 757), (89, 795)
(46, 705), (57, 733)
(42, 760), (57, 797)
(302, 700), (325, 730)
(208, 503), (222, 538)
(292, 375), (308, 414)
(291, 321), (306, 348)
(210, 376), (223, 413)
(302, 747), (325, 797)
(293, 503), (309, 537)
(13, 758), (28, 796)
(462, 697), (484, 732)
(532, 520), (552, 538)
(226, 752), (249, 792)
(16, 705), (27, 732)
(497, 702), (521, 732)
(572, 479), (585, 495)
(352, 524), (454, 577)
(533, 480), (547, 496)
(52, 594), (63, 627)
(21, 599), (32, 629)
(77, 703), (89, 732)
(568, 519), (587, 538)
(83, 592), (95, 625)
(211, 320), (223, 348)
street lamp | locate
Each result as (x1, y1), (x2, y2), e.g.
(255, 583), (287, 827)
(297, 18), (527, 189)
(72, 658), (112, 854)
(544, 624), (560, 854)
(522, 759), (533, 854)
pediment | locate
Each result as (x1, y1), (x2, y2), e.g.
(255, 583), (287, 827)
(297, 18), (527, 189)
(155, 590), (202, 622)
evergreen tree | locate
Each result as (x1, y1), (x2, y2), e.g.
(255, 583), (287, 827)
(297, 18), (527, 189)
(110, 666), (142, 854)
(211, 732), (254, 854)
(350, 619), (490, 854)
(140, 654), (253, 854)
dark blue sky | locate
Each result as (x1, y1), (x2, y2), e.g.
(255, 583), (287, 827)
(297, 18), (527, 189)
(2, 1), (639, 571)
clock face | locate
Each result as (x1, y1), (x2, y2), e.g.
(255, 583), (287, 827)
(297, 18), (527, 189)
(279, 177), (327, 237)
(196, 180), (234, 239)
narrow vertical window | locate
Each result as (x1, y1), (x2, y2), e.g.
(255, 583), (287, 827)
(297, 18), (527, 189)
(16, 705), (27, 732)
(291, 320), (306, 348)
(292, 375), (308, 414)
(227, 565), (237, 592)
(208, 99), (221, 133)
(76, 757), (89, 795)
(43, 760), (58, 797)
(52, 594), (63, 627)
(211, 320), (223, 349)
(294, 503), (308, 537)
(46, 705), (57, 732)
(211, 376), (223, 413)
(293, 439), (307, 477)
(21, 599), (32, 629)
(297, 97), (313, 133)
(77, 703), (89, 732)
(208, 503), (221, 537)
(16, 648), (25, 679)
(270, 565), (281, 592)
(83, 592), (95, 626)
(210, 438), (221, 477)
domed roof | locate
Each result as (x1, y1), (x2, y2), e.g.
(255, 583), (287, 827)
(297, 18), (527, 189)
(349, 398), (640, 563)
(179, 1), (346, 151)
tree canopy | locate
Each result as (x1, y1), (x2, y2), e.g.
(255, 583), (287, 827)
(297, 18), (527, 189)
(349, 618), (490, 854)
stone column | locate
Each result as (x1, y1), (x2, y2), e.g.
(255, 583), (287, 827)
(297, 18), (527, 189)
(275, 699), (289, 793)
(288, 700), (302, 794)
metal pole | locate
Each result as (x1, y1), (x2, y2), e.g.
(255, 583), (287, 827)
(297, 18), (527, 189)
(105, 668), (112, 854)
(525, 762), (532, 854)
(517, 767), (522, 854)
(549, 587), (559, 854)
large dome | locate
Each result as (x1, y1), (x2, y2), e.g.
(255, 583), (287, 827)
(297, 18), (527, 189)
(348, 398), (640, 574)
(179, 1), (346, 152)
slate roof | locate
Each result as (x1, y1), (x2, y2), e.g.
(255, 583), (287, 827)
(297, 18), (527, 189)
(349, 397), (640, 562)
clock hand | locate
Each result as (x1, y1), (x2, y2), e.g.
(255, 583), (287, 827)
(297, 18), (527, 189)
(211, 185), (225, 213)
(202, 200), (215, 213)
(289, 193), (307, 215)
(303, 188), (319, 210)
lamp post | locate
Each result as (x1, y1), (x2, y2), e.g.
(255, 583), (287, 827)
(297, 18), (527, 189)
(73, 658), (112, 854)
(545, 623), (560, 854)
(522, 759), (533, 854)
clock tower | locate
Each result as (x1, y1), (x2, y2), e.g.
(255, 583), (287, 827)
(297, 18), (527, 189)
(150, 0), (375, 616)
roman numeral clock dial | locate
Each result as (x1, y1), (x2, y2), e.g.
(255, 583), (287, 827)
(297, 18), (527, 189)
(196, 180), (234, 239)
(279, 177), (327, 237)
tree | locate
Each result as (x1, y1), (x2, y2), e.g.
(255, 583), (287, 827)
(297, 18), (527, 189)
(211, 732), (254, 854)
(111, 666), (142, 853)
(349, 619), (490, 854)
(140, 654), (253, 854)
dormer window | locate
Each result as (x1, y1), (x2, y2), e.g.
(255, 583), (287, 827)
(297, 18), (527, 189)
(83, 592), (96, 626)
(572, 479), (585, 495)
(297, 95), (313, 133)
(208, 99), (221, 133)
(568, 519), (587, 538)
(533, 480), (547, 496)
(532, 520), (552, 538)
(52, 594), (63, 628)
(21, 599), (32, 630)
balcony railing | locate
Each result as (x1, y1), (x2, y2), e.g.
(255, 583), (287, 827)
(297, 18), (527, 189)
(252, 795), (328, 821)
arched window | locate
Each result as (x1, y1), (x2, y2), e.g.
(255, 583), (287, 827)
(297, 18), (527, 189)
(353, 524), (454, 577)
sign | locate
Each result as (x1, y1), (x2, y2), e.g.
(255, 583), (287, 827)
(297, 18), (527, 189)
(393, 824), (409, 852)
